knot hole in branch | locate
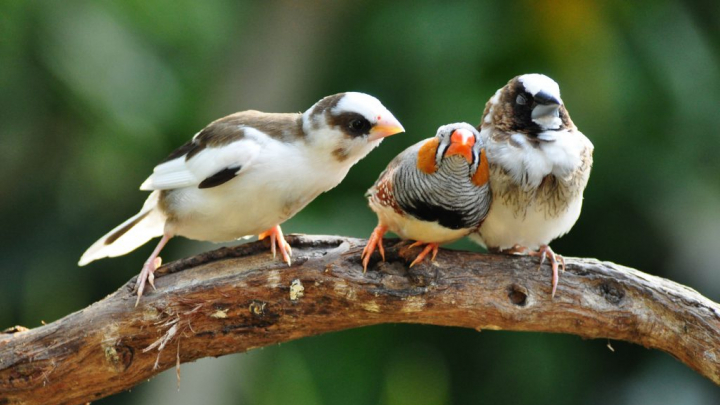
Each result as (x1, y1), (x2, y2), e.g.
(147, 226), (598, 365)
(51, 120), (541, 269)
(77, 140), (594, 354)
(507, 284), (528, 306)
(598, 280), (624, 305)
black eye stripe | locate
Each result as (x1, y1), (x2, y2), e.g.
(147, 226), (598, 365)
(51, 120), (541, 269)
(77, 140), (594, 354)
(328, 112), (372, 137)
(508, 82), (540, 134)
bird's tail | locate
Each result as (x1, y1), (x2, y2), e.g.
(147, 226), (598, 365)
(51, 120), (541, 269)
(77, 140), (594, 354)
(78, 191), (165, 266)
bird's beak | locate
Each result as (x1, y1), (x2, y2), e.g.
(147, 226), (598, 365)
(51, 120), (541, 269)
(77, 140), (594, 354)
(445, 129), (475, 163)
(531, 90), (561, 123)
(368, 114), (405, 141)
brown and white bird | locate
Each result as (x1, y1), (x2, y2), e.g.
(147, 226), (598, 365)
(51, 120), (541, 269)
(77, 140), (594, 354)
(469, 74), (593, 297)
(79, 92), (404, 303)
(362, 123), (491, 269)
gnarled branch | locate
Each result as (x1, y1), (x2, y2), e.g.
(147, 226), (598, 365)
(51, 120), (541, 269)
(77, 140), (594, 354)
(1, 235), (719, 405)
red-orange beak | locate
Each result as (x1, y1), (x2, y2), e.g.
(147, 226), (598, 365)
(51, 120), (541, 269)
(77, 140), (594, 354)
(445, 128), (475, 163)
(368, 114), (405, 141)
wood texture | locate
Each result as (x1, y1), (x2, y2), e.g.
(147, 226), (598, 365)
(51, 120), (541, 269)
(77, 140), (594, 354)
(1, 235), (719, 405)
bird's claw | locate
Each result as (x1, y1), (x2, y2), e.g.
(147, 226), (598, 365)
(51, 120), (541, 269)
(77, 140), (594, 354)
(362, 225), (387, 272)
(260, 225), (292, 266)
(135, 256), (162, 307)
(408, 242), (439, 268)
(529, 245), (564, 298)
(148, 257), (162, 291)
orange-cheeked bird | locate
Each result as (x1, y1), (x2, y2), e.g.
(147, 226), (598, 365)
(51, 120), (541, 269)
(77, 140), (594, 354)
(362, 123), (492, 269)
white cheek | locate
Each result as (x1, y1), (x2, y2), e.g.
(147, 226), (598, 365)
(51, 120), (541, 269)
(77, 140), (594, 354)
(346, 136), (381, 162)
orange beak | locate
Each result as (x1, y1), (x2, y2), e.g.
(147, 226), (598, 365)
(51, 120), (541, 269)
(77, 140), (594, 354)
(368, 114), (405, 141)
(445, 128), (475, 163)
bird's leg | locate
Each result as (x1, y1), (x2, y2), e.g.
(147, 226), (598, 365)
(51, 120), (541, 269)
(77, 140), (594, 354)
(504, 244), (530, 255)
(361, 224), (387, 272)
(408, 241), (440, 267)
(135, 234), (171, 307)
(528, 245), (565, 298)
(259, 225), (292, 266)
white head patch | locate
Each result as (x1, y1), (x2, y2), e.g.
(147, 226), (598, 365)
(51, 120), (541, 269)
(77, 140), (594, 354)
(333, 92), (389, 124)
(519, 74), (561, 102)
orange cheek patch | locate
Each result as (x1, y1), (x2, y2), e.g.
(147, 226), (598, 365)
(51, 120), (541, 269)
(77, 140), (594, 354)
(417, 138), (439, 174)
(471, 148), (490, 186)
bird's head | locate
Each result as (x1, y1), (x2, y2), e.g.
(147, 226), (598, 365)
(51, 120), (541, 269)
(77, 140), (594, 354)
(417, 123), (486, 179)
(481, 73), (574, 137)
(303, 92), (404, 163)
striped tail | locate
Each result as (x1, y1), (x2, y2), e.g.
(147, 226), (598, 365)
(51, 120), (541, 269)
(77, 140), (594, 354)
(78, 191), (166, 266)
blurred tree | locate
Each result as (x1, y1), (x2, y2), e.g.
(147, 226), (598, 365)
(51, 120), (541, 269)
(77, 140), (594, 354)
(1, 0), (719, 404)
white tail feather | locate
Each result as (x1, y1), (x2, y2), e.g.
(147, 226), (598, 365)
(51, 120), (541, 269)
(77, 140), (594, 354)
(78, 191), (166, 266)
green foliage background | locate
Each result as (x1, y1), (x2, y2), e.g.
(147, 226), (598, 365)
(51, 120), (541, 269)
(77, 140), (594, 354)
(2, 0), (720, 403)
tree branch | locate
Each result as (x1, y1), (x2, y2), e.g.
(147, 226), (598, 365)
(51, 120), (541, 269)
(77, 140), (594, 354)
(1, 235), (719, 404)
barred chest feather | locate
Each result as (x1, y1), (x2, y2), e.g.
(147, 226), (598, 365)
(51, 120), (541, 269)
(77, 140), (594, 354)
(369, 154), (490, 243)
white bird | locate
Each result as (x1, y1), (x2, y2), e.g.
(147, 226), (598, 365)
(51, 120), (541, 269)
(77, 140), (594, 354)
(470, 74), (594, 297)
(79, 92), (405, 304)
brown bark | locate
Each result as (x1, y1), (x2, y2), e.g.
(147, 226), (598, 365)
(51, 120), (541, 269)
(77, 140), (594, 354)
(1, 235), (719, 405)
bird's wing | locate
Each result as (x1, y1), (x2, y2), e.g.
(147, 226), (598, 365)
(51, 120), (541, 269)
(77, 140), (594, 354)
(140, 112), (302, 191)
(140, 138), (261, 190)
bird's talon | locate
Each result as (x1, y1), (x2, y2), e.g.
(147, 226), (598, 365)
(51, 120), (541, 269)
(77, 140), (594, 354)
(260, 225), (292, 265)
(530, 245), (563, 298)
(270, 234), (277, 259)
(409, 243), (438, 268)
(362, 225), (387, 272)
(431, 246), (439, 262)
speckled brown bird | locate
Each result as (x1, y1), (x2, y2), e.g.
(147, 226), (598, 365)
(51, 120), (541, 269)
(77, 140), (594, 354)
(79, 92), (404, 304)
(469, 74), (594, 297)
(362, 123), (491, 269)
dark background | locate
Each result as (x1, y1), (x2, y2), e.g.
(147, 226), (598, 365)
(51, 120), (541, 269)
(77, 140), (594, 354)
(2, 0), (720, 403)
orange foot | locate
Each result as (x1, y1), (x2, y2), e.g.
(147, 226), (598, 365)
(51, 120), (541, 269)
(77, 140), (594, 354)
(361, 224), (387, 272)
(407, 241), (440, 267)
(259, 225), (292, 266)
(528, 245), (565, 298)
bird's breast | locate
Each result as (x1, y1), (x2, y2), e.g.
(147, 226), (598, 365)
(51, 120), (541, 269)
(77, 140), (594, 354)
(475, 163), (589, 250)
(484, 128), (592, 188)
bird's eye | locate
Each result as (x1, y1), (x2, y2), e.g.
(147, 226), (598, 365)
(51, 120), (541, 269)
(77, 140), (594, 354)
(516, 94), (528, 105)
(348, 118), (371, 134)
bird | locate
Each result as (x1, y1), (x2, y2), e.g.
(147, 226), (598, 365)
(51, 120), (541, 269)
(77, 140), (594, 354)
(362, 123), (492, 270)
(79, 92), (405, 304)
(469, 74), (594, 297)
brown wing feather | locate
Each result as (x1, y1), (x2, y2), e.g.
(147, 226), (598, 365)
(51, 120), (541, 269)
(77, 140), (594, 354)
(159, 111), (304, 164)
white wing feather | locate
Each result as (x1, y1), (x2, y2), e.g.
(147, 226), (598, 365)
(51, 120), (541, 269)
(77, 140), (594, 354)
(140, 139), (262, 190)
